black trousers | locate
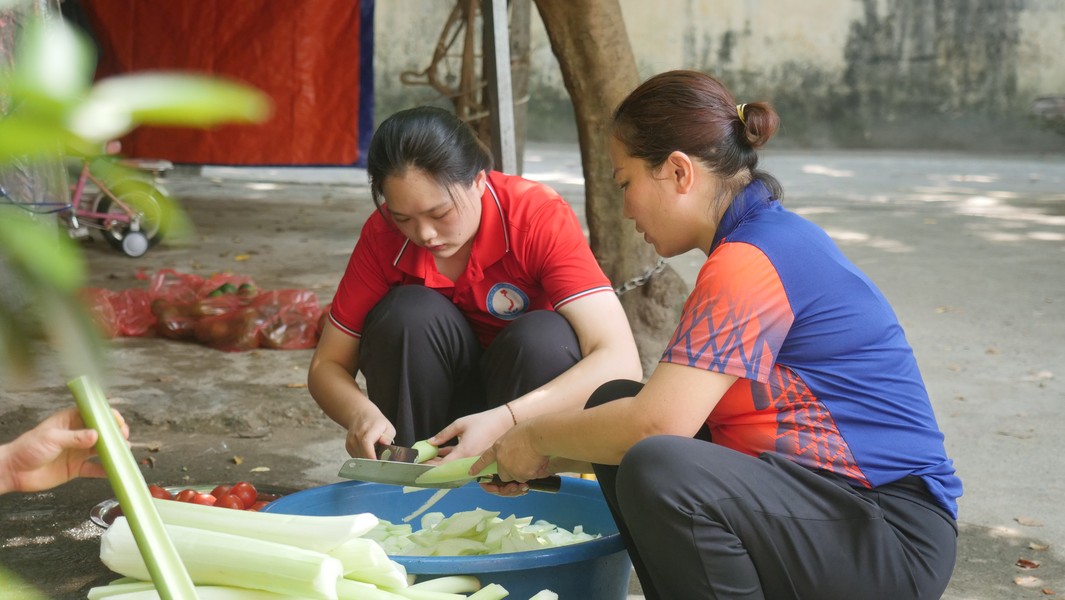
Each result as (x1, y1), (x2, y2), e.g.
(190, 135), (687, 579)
(588, 380), (958, 600)
(359, 285), (582, 446)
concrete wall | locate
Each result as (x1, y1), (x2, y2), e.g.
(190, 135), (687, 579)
(374, 1), (1065, 153)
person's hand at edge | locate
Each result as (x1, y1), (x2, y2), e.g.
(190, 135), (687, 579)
(0, 408), (127, 495)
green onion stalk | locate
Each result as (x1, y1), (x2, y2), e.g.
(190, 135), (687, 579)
(68, 375), (198, 599)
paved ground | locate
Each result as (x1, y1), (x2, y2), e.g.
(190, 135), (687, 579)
(1, 142), (1063, 599)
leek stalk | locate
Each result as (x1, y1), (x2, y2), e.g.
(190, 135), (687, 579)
(102, 518), (343, 599)
(152, 497), (378, 553)
(465, 584), (508, 600)
(335, 579), (406, 600)
(87, 586), (295, 600)
(68, 375), (197, 600)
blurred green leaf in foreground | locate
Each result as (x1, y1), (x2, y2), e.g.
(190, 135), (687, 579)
(0, 3), (272, 383)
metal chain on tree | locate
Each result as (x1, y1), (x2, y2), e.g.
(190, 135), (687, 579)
(614, 257), (669, 296)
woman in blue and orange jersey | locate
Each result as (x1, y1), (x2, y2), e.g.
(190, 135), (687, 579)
(477, 71), (962, 600)
(308, 106), (641, 464)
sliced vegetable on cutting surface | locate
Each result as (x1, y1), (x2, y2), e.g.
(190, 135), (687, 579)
(364, 509), (600, 557)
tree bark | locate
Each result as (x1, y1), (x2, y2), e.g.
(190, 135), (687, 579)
(533, 0), (687, 376)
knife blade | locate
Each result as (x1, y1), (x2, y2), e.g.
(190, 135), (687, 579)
(374, 442), (420, 463)
(337, 457), (562, 493)
(338, 457), (468, 488)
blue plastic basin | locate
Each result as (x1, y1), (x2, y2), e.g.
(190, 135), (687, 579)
(262, 477), (631, 599)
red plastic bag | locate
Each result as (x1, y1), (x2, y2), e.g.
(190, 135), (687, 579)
(194, 307), (267, 352)
(251, 290), (323, 350)
(197, 272), (256, 299)
(151, 299), (198, 340)
(110, 288), (156, 337)
(80, 288), (119, 339)
(148, 268), (204, 306)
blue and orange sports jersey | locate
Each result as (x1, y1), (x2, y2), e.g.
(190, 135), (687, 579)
(662, 180), (963, 518)
(330, 171), (613, 347)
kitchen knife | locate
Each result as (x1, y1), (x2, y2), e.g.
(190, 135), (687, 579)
(338, 452), (562, 492)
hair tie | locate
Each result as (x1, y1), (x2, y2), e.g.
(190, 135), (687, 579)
(736, 103), (748, 126)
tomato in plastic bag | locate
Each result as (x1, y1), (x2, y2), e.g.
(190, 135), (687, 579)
(151, 300), (198, 340)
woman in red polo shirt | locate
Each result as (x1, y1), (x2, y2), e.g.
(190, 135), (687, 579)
(308, 106), (641, 462)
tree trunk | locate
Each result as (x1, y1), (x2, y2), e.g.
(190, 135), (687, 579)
(533, 0), (687, 376)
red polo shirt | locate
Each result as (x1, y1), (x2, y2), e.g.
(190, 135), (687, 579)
(329, 171), (613, 347)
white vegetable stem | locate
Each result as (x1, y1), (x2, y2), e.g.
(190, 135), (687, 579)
(327, 537), (408, 589)
(102, 517), (343, 599)
(152, 497), (378, 553)
(68, 376), (197, 600)
(466, 584), (509, 600)
(87, 586), (296, 599)
(335, 579), (406, 600)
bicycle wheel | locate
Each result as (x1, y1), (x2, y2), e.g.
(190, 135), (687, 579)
(94, 180), (167, 255)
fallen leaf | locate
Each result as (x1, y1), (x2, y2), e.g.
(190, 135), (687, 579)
(1016, 517), (1045, 527)
(250, 466), (271, 473)
(1016, 575), (1046, 588)
(234, 254), (251, 262)
(1029, 542), (1050, 551)
(985, 346), (1000, 355)
(935, 306), (957, 314)
(285, 382), (308, 389)
(1041, 588), (1055, 596)
(997, 430), (1035, 440)
(231, 456), (244, 465)
(1017, 558), (1041, 569)
(157, 375), (175, 383)
(138, 456), (156, 468)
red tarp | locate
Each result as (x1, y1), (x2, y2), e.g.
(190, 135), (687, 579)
(83, 0), (362, 165)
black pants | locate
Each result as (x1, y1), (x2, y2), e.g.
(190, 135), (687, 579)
(359, 285), (582, 445)
(588, 380), (958, 600)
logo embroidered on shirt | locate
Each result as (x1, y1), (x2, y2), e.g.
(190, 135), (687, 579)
(486, 283), (529, 320)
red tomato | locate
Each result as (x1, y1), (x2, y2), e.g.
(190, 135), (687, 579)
(229, 482), (258, 508)
(210, 484), (232, 499)
(190, 493), (217, 506)
(246, 500), (269, 512)
(148, 485), (173, 500)
(174, 489), (198, 503)
(216, 494), (245, 510)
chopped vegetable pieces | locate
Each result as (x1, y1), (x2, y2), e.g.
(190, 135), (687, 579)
(364, 509), (600, 557)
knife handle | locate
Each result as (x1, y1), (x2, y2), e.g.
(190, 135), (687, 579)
(484, 475), (562, 494)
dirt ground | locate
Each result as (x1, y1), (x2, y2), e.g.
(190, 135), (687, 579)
(2, 144), (1064, 599)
